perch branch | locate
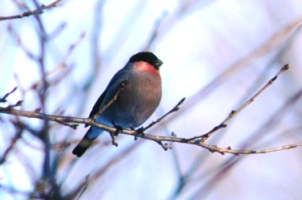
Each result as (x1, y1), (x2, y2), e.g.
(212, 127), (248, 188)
(0, 65), (299, 155)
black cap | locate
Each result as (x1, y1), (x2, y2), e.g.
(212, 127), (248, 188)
(129, 52), (163, 69)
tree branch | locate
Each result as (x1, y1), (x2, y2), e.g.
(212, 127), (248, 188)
(1, 65), (300, 155)
(185, 64), (290, 142)
(0, 0), (62, 21)
(0, 87), (17, 102)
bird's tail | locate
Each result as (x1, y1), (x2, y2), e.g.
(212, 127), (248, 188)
(72, 127), (95, 157)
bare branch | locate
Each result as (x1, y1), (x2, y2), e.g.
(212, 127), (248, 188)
(8, 25), (38, 61)
(0, 123), (23, 164)
(186, 64), (290, 142)
(196, 142), (302, 155)
(30, 32), (85, 90)
(144, 12), (168, 51)
(0, 87), (17, 103)
(76, 175), (90, 200)
(91, 79), (128, 121)
(142, 97), (186, 131)
(5, 100), (23, 109)
(0, 0), (62, 21)
(0, 65), (300, 155)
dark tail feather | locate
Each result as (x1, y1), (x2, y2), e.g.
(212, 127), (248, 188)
(72, 128), (95, 157)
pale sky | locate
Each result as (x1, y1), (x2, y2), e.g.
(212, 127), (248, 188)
(1, 0), (302, 199)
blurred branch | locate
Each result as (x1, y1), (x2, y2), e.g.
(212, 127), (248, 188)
(0, 0), (61, 21)
(83, 0), (106, 90)
(15, 0), (61, 198)
(0, 87), (17, 102)
(0, 185), (31, 196)
(65, 140), (144, 200)
(143, 12), (168, 51)
(0, 122), (23, 164)
(8, 24), (38, 61)
(30, 32), (85, 91)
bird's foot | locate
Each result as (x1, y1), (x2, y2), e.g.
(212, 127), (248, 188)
(112, 123), (123, 136)
(134, 127), (145, 141)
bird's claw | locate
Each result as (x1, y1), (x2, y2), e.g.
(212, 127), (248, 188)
(134, 127), (145, 140)
(112, 123), (123, 136)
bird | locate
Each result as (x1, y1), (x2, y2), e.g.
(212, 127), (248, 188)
(72, 52), (163, 157)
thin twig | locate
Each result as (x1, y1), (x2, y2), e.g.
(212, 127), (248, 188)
(197, 142), (302, 155)
(157, 141), (169, 150)
(8, 25), (38, 61)
(91, 80), (128, 146)
(5, 100), (23, 109)
(0, 124), (23, 164)
(76, 175), (90, 200)
(0, 87), (17, 103)
(92, 79), (128, 121)
(30, 32), (85, 90)
(48, 32), (86, 76)
(142, 97), (186, 131)
(186, 64), (290, 142)
(0, 0), (61, 21)
(144, 12), (168, 51)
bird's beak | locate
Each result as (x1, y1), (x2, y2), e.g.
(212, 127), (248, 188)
(155, 59), (163, 68)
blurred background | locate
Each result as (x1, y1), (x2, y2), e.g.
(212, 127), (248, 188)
(1, 0), (302, 199)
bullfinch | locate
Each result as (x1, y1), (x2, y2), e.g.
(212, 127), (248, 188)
(72, 52), (163, 157)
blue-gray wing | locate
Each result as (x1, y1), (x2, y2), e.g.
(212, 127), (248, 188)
(86, 66), (129, 127)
